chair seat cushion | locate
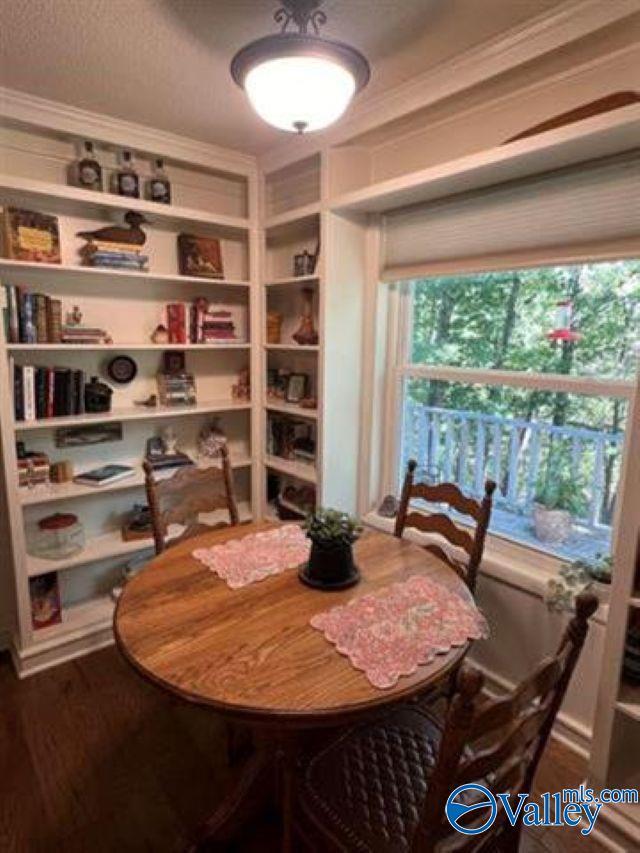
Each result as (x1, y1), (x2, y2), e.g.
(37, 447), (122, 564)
(300, 705), (446, 852)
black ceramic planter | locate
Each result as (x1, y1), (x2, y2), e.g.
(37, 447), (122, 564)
(299, 540), (360, 590)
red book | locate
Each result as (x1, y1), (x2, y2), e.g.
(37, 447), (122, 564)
(166, 303), (187, 344)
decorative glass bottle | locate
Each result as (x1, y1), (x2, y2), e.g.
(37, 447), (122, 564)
(146, 158), (171, 205)
(114, 150), (140, 198)
(75, 140), (102, 191)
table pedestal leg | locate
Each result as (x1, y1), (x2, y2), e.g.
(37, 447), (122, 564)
(187, 748), (272, 851)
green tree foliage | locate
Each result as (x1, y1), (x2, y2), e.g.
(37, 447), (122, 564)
(409, 260), (640, 430)
(406, 261), (639, 522)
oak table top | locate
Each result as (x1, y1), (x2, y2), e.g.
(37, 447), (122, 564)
(114, 521), (473, 727)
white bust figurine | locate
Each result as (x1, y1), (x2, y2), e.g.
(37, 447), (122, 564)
(161, 426), (178, 456)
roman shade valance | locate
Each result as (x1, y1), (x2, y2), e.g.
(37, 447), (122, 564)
(381, 152), (640, 281)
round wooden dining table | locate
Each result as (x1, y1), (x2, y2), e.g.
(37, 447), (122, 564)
(115, 520), (474, 850)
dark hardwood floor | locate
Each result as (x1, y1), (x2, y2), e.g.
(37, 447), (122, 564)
(0, 648), (614, 852)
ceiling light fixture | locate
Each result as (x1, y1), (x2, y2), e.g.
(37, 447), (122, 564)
(230, 0), (370, 134)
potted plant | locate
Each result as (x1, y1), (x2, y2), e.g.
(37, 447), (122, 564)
(299, 507), (363, 590)
(546, 553), (612, 611)
(573, 553), (613, 604)
(533, 473), (586, 544)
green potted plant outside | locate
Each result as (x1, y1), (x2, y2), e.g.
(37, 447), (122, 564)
(299, 507), (363, 590)
(533, 472), (586, 544)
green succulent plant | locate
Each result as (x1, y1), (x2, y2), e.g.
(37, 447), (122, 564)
(303, 507), (363, 549)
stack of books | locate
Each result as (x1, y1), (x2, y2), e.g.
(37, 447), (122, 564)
(201, 309), (236, 343)
(13, 362), (86, 422)
(81, 240), (149, 271)
(145, 451), (193, 476)
(164, 299), (245, 344)
(4, 285), (62, 343)
(61, 324), (110, 345)
(17, 451), (50, 487)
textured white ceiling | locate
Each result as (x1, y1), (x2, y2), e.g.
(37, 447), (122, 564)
(0, 0), (568, 155)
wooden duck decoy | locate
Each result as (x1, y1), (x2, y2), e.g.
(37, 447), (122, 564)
(77, 211), (148, 245)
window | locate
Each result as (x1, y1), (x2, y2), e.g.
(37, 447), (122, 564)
(390, 260), (640, 563)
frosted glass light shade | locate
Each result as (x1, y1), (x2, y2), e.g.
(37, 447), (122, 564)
(244, 55), (356, 133)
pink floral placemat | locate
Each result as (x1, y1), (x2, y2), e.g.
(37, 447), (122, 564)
(310, 574), (488, 689)
(192, 524), (310, 589)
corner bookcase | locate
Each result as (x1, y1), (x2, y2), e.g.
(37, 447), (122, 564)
(0, 115), (260, 674)
(259, 153), (367, 522)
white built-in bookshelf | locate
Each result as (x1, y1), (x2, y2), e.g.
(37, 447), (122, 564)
(0, 113), (260, 674)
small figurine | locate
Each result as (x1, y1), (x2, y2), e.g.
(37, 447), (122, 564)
(292, 287), (319, 346)
(231, 366), (250, 401)
(197, 418), (227, 462)
(161, 426), (178, 455)
(135, 393), (158, 408)
(378, 495), (399, 518)
(151, 324), (170, 344)
(66, 305), (83, 326)
(76, 211), (148, 246)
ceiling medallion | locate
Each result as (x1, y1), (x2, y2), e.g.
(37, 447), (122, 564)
(230, 0), (370, 134)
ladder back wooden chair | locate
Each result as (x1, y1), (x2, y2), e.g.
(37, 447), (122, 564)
(294, 592), (598, 852)
(395, 459), (496, 594)
(144, 444), (239, 555)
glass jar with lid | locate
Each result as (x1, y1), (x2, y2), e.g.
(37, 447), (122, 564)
(28, 513), (85, 560)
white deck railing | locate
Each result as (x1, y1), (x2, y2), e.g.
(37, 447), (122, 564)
(401, 402), (625, 529)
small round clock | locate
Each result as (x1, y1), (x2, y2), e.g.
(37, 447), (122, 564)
(106, 355), (138, 384)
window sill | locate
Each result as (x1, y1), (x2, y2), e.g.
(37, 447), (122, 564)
(363, 511), (609, 626)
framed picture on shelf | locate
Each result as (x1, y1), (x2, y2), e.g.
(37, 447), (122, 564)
(177, 233), (224, 279)
(3, 207), (61, 264)
(29, 572), (62, 630)
(285, 373), (308, 404)
(55, 422), (123, 448)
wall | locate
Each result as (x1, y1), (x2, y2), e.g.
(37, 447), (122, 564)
(471, 572), (605, 754)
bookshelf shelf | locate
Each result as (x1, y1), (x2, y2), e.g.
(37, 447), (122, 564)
(13, 399), (252, 431)
(266, 274), (319, 287)
(6, 342), (251, 351)
(265, 202), (320, 231)
(264, 400), (318, 420)
(0, 174), (250, 236)
(264, 454), (317, 484)
(0, 259), (251, 288)
(616, 683), (640, 723)
(26, 500), (253, 578)
(31, 594), (115, 647)
(264, 344), (319, 353)
(19, 456), (252, 506)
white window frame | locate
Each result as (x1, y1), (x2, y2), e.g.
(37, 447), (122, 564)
(379, 261), (638, 568)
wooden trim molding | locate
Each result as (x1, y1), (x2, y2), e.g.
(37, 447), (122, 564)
(259, 0), (640, 173)
(0, 87), (258, 177)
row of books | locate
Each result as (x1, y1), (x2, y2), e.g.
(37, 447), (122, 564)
(4, 285), (110, 344)
(13, 363), (87, 421)
(166, 301), (242, 344)
(81, 240), (149, 271)
(5, 286), (62, 343)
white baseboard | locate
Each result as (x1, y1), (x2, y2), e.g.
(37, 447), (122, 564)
(0, 629), (11, 653)
(11, 627), (115, 678)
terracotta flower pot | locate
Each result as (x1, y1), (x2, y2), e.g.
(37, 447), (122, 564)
(533, 503), (572, 544)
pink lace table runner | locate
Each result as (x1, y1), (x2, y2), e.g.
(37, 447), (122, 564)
(310, 575), (488, 689)
(192, 524), (310, 589)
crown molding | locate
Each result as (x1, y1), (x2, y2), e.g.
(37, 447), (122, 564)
(0, 87), (258, 178)
(259, 0), (640, 174)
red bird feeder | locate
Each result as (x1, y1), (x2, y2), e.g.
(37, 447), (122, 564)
(547, 299), (581, 343)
